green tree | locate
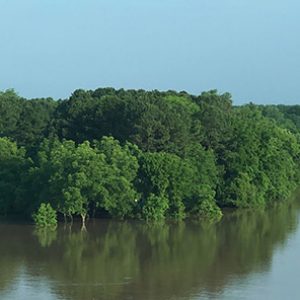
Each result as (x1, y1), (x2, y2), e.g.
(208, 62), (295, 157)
(32, 203), (57, 229)
(0, 137), (28, 215)
(93, 137), (139, 218)
(142, 194), (169, 221)
(219, 105), (300, 208)
(31, 137), (139, 225)
(137, 150), (220, 220)
(0, 89), (22, 138)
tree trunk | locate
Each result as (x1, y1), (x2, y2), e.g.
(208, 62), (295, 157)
(81, 213), (86, 231)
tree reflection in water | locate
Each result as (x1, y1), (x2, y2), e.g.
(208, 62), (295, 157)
(0, 198), (299, 300)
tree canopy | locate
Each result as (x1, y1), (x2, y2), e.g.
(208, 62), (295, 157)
(1, 87), (300, 223)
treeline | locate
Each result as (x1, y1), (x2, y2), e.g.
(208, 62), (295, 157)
(1, 88), (300, 223)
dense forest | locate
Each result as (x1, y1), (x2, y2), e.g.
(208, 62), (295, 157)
(1, 88), (300, 225)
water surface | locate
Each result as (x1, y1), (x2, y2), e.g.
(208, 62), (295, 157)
(1, 200), (300, 300)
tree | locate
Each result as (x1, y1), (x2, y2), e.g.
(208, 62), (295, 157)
(195, 90), (233, 154)
(0, 137), (28, 215)
(0, 89), (22, 138)
(219, 105), (300, 208)
(32, 203), (57, 229)
(137, 150), (221, 220)
(93, 137), (139, 218)
(31, 137), (139, 225)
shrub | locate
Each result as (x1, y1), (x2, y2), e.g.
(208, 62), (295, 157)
(198, 198), (222, 220)
(32, 203), (57, 229)
(142, 194), (169, 221)
(190, 185), (222, 220)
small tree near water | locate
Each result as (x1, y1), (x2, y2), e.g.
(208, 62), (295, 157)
(32, 203), (57, 229)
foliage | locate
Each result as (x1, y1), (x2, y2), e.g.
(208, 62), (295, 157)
(32, 203), (57, 229)
(218, 105), (300, 208)
(198, 198), (222, 220)
(0, 137), (28, 215)
(142, 194), (169, 221)
(1, 87), (300, 222)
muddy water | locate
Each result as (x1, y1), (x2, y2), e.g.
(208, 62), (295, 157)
(1, 200), (300, 300)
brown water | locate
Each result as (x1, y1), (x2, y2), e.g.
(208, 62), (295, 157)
(1, 200), (300, 300)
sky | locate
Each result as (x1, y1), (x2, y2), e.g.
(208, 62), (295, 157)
(0, 0), (300, 104)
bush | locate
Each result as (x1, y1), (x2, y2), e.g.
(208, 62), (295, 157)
(32, 203), (57, 229)
(190, 185), (222, 220)
(198, 198), (222, 220)
(142, 194), (169, 221)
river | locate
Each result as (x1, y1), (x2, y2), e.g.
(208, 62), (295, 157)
(1, 198), (300, 300)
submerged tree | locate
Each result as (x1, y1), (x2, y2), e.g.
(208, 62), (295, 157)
(32, 203), (57, 229)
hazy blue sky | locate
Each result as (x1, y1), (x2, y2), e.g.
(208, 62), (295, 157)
(0, 0), (300, 104)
